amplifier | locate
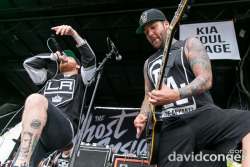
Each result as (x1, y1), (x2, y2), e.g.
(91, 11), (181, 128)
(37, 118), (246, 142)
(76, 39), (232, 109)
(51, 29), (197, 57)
(111, 154), (147, 163)
(73, 144), (113, 167)
(113, 158), (149, 167)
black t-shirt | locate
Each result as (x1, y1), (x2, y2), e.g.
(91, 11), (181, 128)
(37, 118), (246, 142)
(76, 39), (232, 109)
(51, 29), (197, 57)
(23, 41), (96, 134)
(41, 73), (84, 134)
(147, 40), (218, 118)
(55, 153), (70, 167)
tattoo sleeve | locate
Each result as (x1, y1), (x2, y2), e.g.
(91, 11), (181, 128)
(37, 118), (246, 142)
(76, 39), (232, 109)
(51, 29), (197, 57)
(31, 134), (38, 151)
(73, 34), (85, 45)
(20, 131), (33, 158)
(179, 37), (212, 99)
(140, 59), (154, 116)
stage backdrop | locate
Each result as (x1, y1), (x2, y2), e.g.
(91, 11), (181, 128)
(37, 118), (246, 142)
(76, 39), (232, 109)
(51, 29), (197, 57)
(180, 20), (240, 60)
(79, 107), (147, 155)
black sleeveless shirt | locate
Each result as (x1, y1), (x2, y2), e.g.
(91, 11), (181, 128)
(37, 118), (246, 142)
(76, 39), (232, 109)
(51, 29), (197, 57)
(147, 40), (217, 118)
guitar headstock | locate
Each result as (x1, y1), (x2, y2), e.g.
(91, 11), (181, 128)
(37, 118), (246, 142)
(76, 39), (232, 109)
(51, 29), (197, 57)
(180, 0), (195, 21)
(170, 0), (195, 29)
(156, 0), (195, 90)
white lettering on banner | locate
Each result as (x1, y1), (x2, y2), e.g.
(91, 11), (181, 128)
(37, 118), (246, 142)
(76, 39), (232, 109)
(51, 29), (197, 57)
(180, 21), (240, 60)
(95, 124), (105, 139)
(97, 139), (147, 155)
(82, 110), (147, 154)
(95, 115), (105, 122)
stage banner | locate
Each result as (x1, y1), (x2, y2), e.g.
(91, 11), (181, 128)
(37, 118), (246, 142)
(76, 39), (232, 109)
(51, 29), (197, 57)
(80, 108), (147, 155)
(180, 21), (240, 60)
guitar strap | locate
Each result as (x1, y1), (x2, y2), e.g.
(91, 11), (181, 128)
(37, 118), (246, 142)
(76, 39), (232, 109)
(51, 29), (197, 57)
(164, 40), (187, 78)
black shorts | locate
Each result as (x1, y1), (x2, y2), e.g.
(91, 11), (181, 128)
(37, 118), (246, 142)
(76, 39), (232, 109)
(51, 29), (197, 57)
(157, 108), (250, 167)
(40, 101), (74, 151)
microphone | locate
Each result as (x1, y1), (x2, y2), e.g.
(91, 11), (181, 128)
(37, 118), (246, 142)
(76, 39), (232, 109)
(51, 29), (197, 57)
(51, 35), (66, 59)
(109, 39), (122, 61)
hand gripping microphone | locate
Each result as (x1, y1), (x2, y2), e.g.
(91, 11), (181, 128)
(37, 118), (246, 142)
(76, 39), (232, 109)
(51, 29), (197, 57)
(51, 35), (66, 59)
(109, 39), (122, 61)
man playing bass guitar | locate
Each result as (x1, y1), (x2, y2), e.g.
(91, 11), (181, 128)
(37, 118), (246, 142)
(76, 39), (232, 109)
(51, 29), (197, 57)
(134, 8), (250, 167)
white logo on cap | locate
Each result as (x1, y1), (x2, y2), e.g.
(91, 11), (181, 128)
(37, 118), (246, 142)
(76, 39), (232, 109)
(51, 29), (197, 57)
(140, 11), (148, 23)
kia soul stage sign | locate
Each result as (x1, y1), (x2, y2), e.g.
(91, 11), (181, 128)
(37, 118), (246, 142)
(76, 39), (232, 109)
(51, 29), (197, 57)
(180, 21), (240, 60)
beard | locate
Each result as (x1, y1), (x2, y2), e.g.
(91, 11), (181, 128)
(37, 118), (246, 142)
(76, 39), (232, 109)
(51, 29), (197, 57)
(152, 39), (164, 50)
(59, 62), (77, 73)
(152, 30), (167, 50)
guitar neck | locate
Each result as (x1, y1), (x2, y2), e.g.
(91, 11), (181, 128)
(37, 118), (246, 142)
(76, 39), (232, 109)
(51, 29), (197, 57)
(155, 29), (174, 91)
(155, 0), (189, 91)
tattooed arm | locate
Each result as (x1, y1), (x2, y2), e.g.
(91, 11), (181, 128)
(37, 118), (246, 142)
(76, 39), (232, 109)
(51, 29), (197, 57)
(179, 37), (212, 99)
(149, 37), (212, 106)
(141, 59), (155, 116)
(134, 59), (154, 136)
(51, 25), (96, 85)
(51, 25), (84, 44)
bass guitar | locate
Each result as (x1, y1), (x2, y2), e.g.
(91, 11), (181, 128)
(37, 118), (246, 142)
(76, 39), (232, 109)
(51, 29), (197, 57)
(146, 0), (193, 165)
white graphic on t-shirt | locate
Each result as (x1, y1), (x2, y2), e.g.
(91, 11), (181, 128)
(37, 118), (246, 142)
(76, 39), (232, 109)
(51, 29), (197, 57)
(52, 95), (63, 103)
(57, 159), (69, 167)
(148, 58), (162, 88)
(44, 78), (75, 106)
(148, 51), (196, 117)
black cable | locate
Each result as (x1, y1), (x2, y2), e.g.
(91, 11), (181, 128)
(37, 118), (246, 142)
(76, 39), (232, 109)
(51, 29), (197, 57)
(239, 43), (250, 98)
(107, 37), (111, 52)
(227, 66), (243, 109)
(236, 66), (243, 110)
(0, 37), (60, 137)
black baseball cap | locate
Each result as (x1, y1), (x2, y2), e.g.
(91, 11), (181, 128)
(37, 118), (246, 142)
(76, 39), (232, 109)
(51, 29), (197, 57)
(136, 8), (167, 35)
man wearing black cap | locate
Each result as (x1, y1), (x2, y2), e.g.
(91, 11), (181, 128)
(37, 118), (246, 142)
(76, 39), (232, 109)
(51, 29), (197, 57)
(13, 25), (96, 167)
(134, 8), (250, 167)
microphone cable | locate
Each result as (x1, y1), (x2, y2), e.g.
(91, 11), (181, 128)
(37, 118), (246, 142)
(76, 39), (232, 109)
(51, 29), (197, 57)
(0, 36), (60, 138)
(107, 37), (111, 53)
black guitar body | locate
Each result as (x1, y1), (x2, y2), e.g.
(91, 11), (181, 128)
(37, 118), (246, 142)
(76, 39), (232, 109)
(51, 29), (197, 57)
(146, 106), (163, 165)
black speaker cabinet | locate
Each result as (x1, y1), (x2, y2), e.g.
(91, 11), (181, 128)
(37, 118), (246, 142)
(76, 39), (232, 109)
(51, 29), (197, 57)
(73, 145), (112, 167)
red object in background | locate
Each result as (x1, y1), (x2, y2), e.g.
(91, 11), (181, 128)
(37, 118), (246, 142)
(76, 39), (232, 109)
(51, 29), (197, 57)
(113, 158), (149, 167)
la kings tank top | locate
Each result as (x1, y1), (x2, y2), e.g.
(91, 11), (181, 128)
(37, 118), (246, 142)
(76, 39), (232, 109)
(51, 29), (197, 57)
(147, 40), (217, 118)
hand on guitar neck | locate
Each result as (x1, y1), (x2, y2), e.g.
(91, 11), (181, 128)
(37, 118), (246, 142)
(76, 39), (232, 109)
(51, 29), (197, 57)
(148, 83), (180, 106)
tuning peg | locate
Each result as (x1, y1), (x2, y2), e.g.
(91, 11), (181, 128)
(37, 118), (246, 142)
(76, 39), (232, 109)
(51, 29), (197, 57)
(188, 0), (195, 5)
(186, 5), (191, 14)
(181, 13), (188, 21)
